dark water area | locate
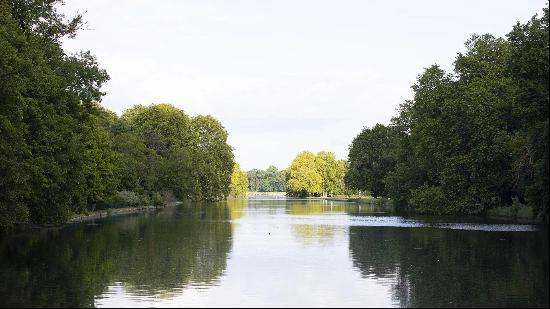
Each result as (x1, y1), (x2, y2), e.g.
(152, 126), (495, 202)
(0, 199), (547, 307)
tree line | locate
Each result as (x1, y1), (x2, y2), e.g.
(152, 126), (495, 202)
(247, 165), (286, 192)
(0, 0), (238, 228)
(2, 0), (547, 226)
(345, 7), (548, 219)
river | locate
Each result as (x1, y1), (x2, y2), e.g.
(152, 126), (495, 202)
(0, 198), (547, 307)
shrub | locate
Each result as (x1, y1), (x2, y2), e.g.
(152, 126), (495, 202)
(409, 185), (449, 215)
(151, 192), (163, 207)
(113, 191), (141, 207)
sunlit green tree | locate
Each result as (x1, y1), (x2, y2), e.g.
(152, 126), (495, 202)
(230, 162), (248, 197)
(286, 151), (323, 196)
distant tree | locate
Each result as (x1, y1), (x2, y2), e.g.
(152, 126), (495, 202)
(230, 162), (248, 197)
(246, 166), (286, 192)
(316, 151), (347, 196)
(286, 151), (323, 196)
(247, 169), (262, 192)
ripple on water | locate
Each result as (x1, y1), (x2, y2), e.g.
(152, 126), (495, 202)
(349, 216), (539, 231)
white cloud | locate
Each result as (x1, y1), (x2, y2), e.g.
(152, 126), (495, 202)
(60, 0), (547, 170)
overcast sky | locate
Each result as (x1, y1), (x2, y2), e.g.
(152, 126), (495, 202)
(60, 0), (546, 170)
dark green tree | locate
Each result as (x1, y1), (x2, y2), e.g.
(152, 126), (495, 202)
(506, 7), (549, 220)
(345, 124), (397, 198)
(350, 6), (548, 218)
(189, 115), (234, 200)
(0, 0), (112, 227)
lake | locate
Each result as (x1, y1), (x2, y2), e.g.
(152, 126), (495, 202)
(0, 198), (548, 307)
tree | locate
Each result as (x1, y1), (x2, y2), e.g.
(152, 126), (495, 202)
(189, 115), (234, 200)
(345, 124), (397, 198)
(1, 0), (111, 227)
(112, 132), (161, 195)
(286, 151), (323, 196)
(78, 113), (118, 208)
(506, 7), (549, 220)
(114, 105), (234, 202)
(121, 104), (191, 156)
(316, 151), (347, 196)
(351, 6), (549, 218)
(247, 166), (287, 192)
(247, 169), (263, 192)
(229, 162), (248, 197)
(263, 165), (287, 192)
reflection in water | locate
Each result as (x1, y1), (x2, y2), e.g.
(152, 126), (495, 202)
(0, 203), (233, 307)
(0, 198), (548, 308)
(349, 226), (549, 307)
(285, 199), (354, 215)
(226, 198), (248, 221)
(285, 200), (341, 247)
(291, 224), (337, 246)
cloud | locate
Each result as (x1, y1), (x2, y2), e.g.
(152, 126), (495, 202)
(59, 0), (547, 170)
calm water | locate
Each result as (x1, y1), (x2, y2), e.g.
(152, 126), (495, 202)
(0, 199), (548, 307)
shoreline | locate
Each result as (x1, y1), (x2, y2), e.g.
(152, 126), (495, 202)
(68, 206), (160, 224)
(320, 196), (545, 224)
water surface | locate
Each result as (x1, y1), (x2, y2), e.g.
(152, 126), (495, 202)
(0, 199), (548, 307)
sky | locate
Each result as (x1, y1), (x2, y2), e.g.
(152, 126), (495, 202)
(60, 0), (547, 170)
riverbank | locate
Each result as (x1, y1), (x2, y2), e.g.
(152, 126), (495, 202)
(320, 196), (391, 205)
(68, 205), (161, 224)
(321, 196), (545, 224)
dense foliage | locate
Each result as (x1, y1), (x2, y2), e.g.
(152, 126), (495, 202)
(247, 165), (286, 192)
(345, 7), (549, 219)
(0, 0), (110, 226)
(345, 124), (397, 198)
(0, 1), (236, 228)
(286, 151), (346, 197)
(110, 104), (235, 203)
(229, 162), (248, 197)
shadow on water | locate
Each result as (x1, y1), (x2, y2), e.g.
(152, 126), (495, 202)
(0, 203), (234, 308)
(348, 225), (549, 308)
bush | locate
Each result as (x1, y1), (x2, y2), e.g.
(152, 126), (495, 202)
(151, 192), (164, 207)
(487, 206), (516, 218)
(161, 190), (177, 205)
(113, 191), (141, 207)
(487, 198), (534, 219)
(516, 206), (534, 219)
(409, 185), (449, 215)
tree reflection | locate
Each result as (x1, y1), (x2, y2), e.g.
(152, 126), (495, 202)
(291, 224), (337, 246)
(348, 226), (549, 307)
(285, 200), (350, 215)
(0, 204), (233, 307)
(226, 198), (248, 221)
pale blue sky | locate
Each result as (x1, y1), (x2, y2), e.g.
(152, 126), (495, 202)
(61, 0), (547, 170)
